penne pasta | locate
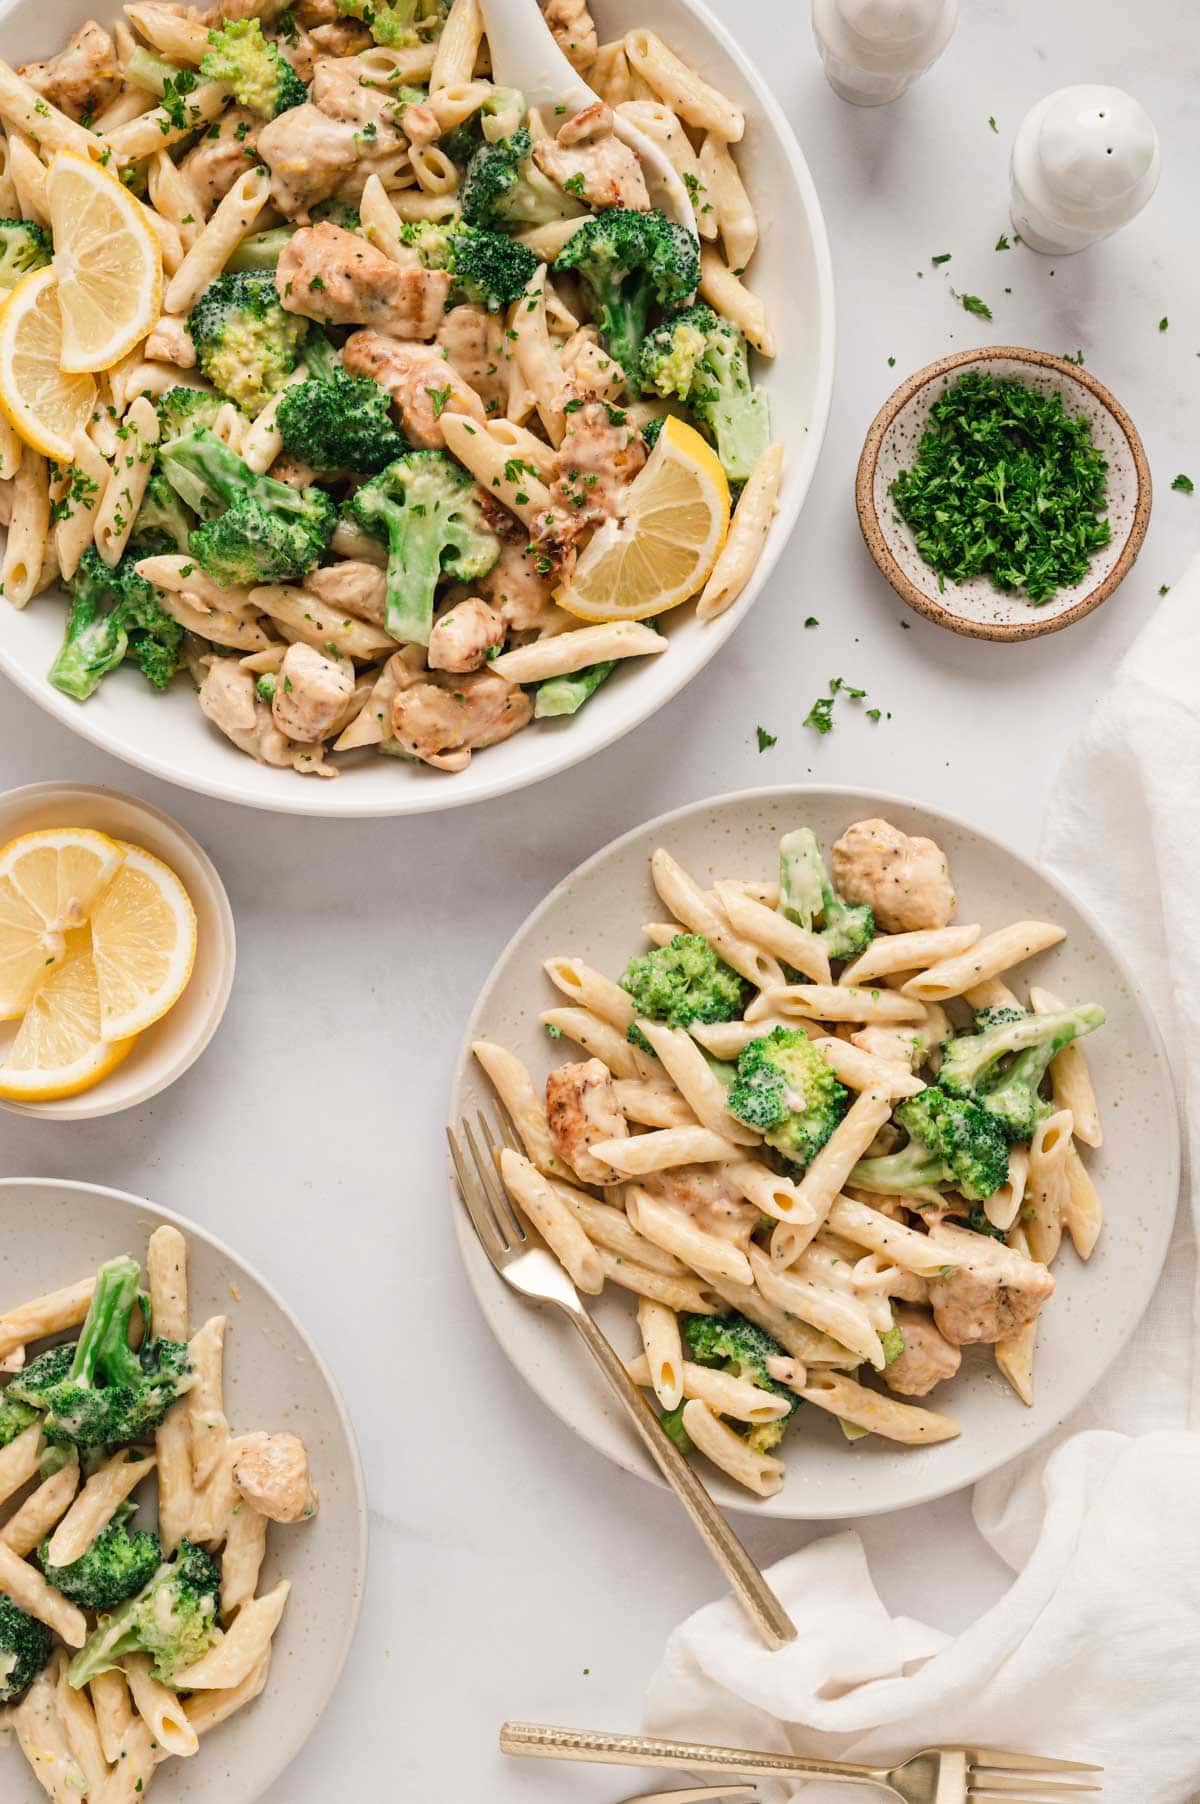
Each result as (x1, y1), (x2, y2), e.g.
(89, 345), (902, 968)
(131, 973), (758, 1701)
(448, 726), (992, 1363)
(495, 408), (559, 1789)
(1030, 984), (1103, 1147)
(626, 1186), (753, 1286)
(499, 1148), (604, 1293)
(902, 922), (1067, 1002)
(46, 1450), (155, 1568)
(680, 1399), (783, 1497)
(840, 924), (981, 988)
(636, 1298), (683, 1411)
(798, 1370), (960, 1443)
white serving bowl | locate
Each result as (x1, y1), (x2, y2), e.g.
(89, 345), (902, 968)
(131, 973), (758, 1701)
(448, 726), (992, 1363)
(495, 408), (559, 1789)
(0, 783), (236, 1119)
(0, 0), (833, 817)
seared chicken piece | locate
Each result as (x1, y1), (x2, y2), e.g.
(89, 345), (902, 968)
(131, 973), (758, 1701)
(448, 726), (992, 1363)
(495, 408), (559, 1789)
(542, 0), (598, 72)
(478, 540), (556, 631)
(277, 222), (451, 333)
(926, 1223), (1055, 1347)
(257, 103), (359, 218)
(271, 642), (354, 742)
(311, 54), (406, 140)
(639, 1165), (759, 1245)
(427, 598), (505, 673)
(308, 18), (371, 54)
(180, 108), (263, 210)
(20, 20), (121, 122)
(390, 669), (532, 771)
(881, 1306), (962, 1397)
(342, 332), (487, 444)
(144, 315), (196, 369)
(437, 305), (508, 413)
(295, 0), (338, 24)
(233, 1432), (318, 1523)
(216, 0), (292, 21)
(831, 818), (956, 934)
(545, 1058), (628, 1184)
(198, 661), (296, 770)
(556, 326), (626, 408)
(305, 559), (388, 627)
(540, 398), (646, 538)
(533, 101), (649, 211)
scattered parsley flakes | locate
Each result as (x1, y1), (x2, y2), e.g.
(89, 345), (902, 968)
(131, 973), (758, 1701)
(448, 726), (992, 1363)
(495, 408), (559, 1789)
(829, 676), (866, 699)
(425, 385), (452, 419)
(887, 355), (896, 367)
(1063, 350), (1085, 365)
(988, 114), (998, 132)
(1159, 316), (1169, 331)
(955, 291), (993, 320)
(803, 695), (835, 735)
(755, 726), (777, 752)
(1171, 473), (1195, 494)
(899, 619), (911, 628)
(544, 1022), (563, 1039)
(804, 615), (819, 627)
(867, 708), (882, 722)
(1158, 584), (1170, 595)
(931, 252), (952, 266)
(995, 234), (1011, 251)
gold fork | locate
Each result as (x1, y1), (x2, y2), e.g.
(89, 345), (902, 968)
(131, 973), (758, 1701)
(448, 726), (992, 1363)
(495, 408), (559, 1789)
(498, 1722), (1103, 1802)
(447, 1106), (797, 1651)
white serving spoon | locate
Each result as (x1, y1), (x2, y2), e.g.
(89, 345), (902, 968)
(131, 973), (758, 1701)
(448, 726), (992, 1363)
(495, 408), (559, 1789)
(477, 0), (698, 233)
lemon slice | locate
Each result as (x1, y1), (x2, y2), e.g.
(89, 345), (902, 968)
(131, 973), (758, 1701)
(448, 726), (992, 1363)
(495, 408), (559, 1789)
(0, 267), (97, 460)
(0, 828), (125, 1019)
(47, 150), (162, 373)
(0, 932), (136, 1102)
(89, 842), (197, 1041)
(556, 416), (731, 623)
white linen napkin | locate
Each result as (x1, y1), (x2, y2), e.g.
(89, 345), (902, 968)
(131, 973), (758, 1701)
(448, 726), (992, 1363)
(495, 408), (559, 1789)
(643, 557), (1200, 1802)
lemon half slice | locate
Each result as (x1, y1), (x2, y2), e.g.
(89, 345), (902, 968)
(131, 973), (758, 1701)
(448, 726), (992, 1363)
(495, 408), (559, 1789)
(0, 932), (135, 1102)
(48, 150), (162, 373)
(0, 828), (125, 1019)
(89, 842), (197, 1041)
(0, 267), (97, 461)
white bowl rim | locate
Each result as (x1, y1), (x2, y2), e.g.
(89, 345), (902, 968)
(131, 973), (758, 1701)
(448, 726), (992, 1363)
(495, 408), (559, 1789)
(449, 781), (1182, 1518)
(0, 0), (835, 818)
(0, 1173), (370, 1792)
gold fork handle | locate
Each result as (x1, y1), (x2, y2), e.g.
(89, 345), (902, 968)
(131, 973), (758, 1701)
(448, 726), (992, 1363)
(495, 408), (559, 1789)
(566, 1305), (797, 1651)
(500, 1722), (886, 1788)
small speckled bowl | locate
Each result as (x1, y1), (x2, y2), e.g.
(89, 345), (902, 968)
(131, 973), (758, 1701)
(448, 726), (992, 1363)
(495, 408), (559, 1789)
(856, 347), (1152, 640)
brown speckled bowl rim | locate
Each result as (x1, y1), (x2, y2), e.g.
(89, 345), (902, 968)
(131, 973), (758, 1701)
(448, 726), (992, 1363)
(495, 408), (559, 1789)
(855, 345), (1154, 642)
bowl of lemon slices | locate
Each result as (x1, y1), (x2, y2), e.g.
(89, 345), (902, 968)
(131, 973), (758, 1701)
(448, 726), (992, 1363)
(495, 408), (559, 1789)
(0, 782), (235, 1117)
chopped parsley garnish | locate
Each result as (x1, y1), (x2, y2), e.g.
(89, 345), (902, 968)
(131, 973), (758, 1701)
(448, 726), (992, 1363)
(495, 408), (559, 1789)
(887, 355), (896, 366)
(956, 291), (993, 320)
(1171, 473), (1194, 494)
(931, 252), (951, 266)
(829, 676), (866, 699)
(804, 615), (818, 627)
(803, 696), (835, 735)
(160, 69), (199, 131)
(1158, 316), (1169, 331)
(755, 726), (777, 752)
(562, 173), (587, 198)
(988, 114), (998, 132)
(1158, 584), (1170, 596)
(995, 234), (1011, 251)
(426, 385), (452, 419)
(544, 1022), (563, 1039)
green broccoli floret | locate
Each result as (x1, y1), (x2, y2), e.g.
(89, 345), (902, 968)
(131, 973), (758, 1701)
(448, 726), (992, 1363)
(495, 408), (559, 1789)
(227, 225), (296, 272)
(342, 449), (499, 644)
(0, 219), (51, 292)
(333, 0), (444, 46)
(973, 1005), (1026, 1031)
(641, 414), (665, 449)
(939, 1004), (1106, 1141)
(726, 1027), (850, 1167)
(849, 1088), (1010, 1203)
(0, 1596), (52, 1705)
(533, 658), (615, 718)
(659, 1402), (692, 1452)
(880, 1325), (906, 1363)
(155, 384), (240, 451)
(199, 18), (307, 117)
(448, 222), (538, 311)
(68, 1541), (221, 1687)
(620, 932), (748, 1033)
(158, 426), (335, 585)
(9, 1257), (193, 1449)
(683, 1311), (799, 1453)
(48, 546), (184, 701)
(553, 209), (701, 387)
(461, 126), (583, 229)
(276, 367), (406, 473)
(778, 828), (875, 960)
(255, 671), (278, 701)
(131, 469), (195, 554)
(639, 302), (769, 482)
(0, 1393), (37, 1447)
(39, 1504), (162, 1611)
(188, 271), (308, 413)
(10, 1346), (75, 1416)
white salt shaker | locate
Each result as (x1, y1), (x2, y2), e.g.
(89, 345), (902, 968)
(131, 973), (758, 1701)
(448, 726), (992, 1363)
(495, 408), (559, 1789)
(811, 0), (958, 107)
(1010, 85), (1160, 254)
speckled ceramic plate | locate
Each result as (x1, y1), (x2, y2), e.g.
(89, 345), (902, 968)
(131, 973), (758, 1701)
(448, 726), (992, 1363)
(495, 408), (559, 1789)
(0, 1179), (367, 1804)
(450, 787), (1179, 1519)
(857, 348), (1152, 640)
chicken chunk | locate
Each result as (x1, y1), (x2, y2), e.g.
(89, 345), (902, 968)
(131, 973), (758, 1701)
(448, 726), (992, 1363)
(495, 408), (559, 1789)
(257, 102), (359, 218)
(427, 598), (505, 673)
(437, 305), (508, 413)
(277, 222), (451, 334)
(342, 332), (487, 445)
(144, 315), (196, 369)
(556, 326), (626, 408)
(20, 20), (121, 122)
(271, 642), (354, 742)
(233, 1432), (319, 1523)
(199, 661), (294, 768)
(305, 558), (388, 627)
(545, 1058), (628, 1184)
(542, 0), (599, 74)
(478, 540), (555, 631)
(926, 1223), (1055, 1347)
(311, 54), (406, 140)
(389, 669), (532, 771)
(542, 398), (646, 536)
(216, 0), (291, 21)
(639, 1165), (759, 1246)
(308, 18), (371, 55)
(533, 101), (649, 211)
(830, 818), (956, 934)
(180, 108), (263, 210)
(881, 1306), (962, 1397)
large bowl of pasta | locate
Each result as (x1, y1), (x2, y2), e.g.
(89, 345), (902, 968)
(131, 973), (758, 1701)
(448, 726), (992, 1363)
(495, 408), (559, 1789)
(0, 0), (833, 815)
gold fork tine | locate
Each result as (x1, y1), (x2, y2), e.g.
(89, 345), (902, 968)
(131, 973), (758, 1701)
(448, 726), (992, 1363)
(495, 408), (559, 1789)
(971, 1796), (1100, 1804)
(447, 1124), (506, 1267)
(473, 1110), (528, 1244)
(970, 1753), (1104, 1775)
(460, 1116), (516, 1252)
(969, 1778), (1101, 1795)
(492, 1096), (523, 1150)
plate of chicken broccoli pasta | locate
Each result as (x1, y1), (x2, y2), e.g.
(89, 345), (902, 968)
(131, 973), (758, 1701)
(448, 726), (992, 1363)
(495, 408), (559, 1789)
(0, 1179), (366, 1803)
(0, 0), (832, 815)
(451, 788), (1179, 1518)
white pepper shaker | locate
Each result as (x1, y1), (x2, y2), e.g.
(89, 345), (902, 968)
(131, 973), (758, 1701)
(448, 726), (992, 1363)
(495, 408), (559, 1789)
(811, 0), (958, 107)
(1010, 84), (1160, 255)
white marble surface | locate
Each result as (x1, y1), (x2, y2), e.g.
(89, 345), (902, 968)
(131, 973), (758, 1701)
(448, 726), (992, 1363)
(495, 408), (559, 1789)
(2, 0), (1198, 1795)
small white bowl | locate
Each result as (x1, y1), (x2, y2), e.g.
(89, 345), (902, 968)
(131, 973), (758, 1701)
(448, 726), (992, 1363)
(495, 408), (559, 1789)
(0, 783), (236, 1120)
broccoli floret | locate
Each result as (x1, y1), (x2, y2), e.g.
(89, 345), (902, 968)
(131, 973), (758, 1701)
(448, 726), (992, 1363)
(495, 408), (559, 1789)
(342, 449), (500, 644)
(0, 219), (51, 293)
(0, 1596), (52, 1705)
(9, 1258), (192, 1449)
(0, 1393), (37, 1447)
(333, 0), (444, 46)
(973, 1005), (1026, 1031)
(48, 546), (184, 701)
(39, 1504), (162, 1611)
(966, 1207), (1007, 1240)
(659, 1402), (692, 1452)
(200, 18), (307, 117)
(10, 1346), (75, 1415)
(158, 426), (335, 584)
(939, 1004), (1106, 1141)
(683, 1311), (799, 1450)
(533, 659), (615, 718)
(131, 469), (195, 554)
(448, 222), (538, 311)
(68, 1541), (221, 1687)
(726, 1028), (850, 1167)
(461, 126), (583, 229)
(188, 271), (308, 414)
(276, 368), (406, 473)
(879, 1325), (906, 1364)
(228, 225), (296, 272)
(639, 302), (769, 482)
(255, 671), (278, 701)
(778, 828), (875, 960)
(155, 384), (240, 452)
(620, 933), (748, 1032)
(849, 1088), (1010, 1203)
(553, 209), (701, 387)
(641, 414), (665, 449)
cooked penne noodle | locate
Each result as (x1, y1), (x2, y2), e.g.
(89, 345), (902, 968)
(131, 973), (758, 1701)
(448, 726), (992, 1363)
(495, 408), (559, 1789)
(359, 172), (419, 265)
(514, 216), (590, 260)
(156, 1399), (196, 1556)
(543, 957), (636, 1033)
(711, 880), (831, 984)
(903, 922), (1067, 1002)
(630, 1019), (759, 1145)
(55, 430), (110, 580)
(651, 849), (784, 992)
(720, 1159), (813, 1227)
(0, 1275), (95, 1361)
(0, 135), (19, 216)
(471, 1039), (558, 1173)
(243, 362), (310, 474)
(811, 1035), (924, 1098)
(769, 1087), (893, 1266)
(826, 1195), (959, 1277)
(636, 1298), (683, 1410)
(1063, 1137), (1103, 1261)
(592, 1125), (740, 1174)
(628, 1351), (789, 1424)
(172, 1578), (291, 1691)
(612, 1078), (697, 1130)
(164, 164), (271, 314)
(0, 1537), (87, 1645)
(510, 264), (567, 444)
(688, 1017), (801, 1057)
(0, 412), (21, 480)
(430, 0), (483, 90)
(103, 78), (229, 160)
(539, 1006), (646, 1081)
(95, 396), (159, 567)
(680, 1398), (783, 1497)
(89, 1669), (134, 1766)
(7, 1661), (89, 1803)
(187, 1314), (230, 1488)
(750, 1246), (884, 1368)
(617, 98), (716, 237)
(699, 131), (756, 268)
(624, 31), (744, 140)
(55, 1662), (107, 1797)
(1030, 984), (1103, 1147)
(697, 442), (783, 619)
(7, 129), (49, 225)
(748, 982), (924, 1026)
(2, 445), (50, 608)
(840, 924), (981, 987)
(596, 1248), (718, 1314)
(47, 1450), (155, 1568)
(553, 1184), (687, 1277)
(963, 975), (1021, 1012)
(0, 1457), (79, 1557)
(440, 411), (552, 525)
(706, 1272), (858, 1367)
(995, 1224), (1037, 1405)
(626, 1186), (753, 1286)
(500, 1148), (604, 1293)
(0, 60), (100, 157)
(984, 1143), (1028, 1234)
(482, 415), (556, 481)
(799, 1371), (960, 1443)
(148, 147), (204, 249)
(125, 1), (212, 61)
(251, 584), (397, 659)
(125, 1651), (200, 1758)
(698, 248), (773, 357)
(0, 1422), (43, 1507)
(1025, 1108), (1074, 1266)
(220, 1500), (269, 1620)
